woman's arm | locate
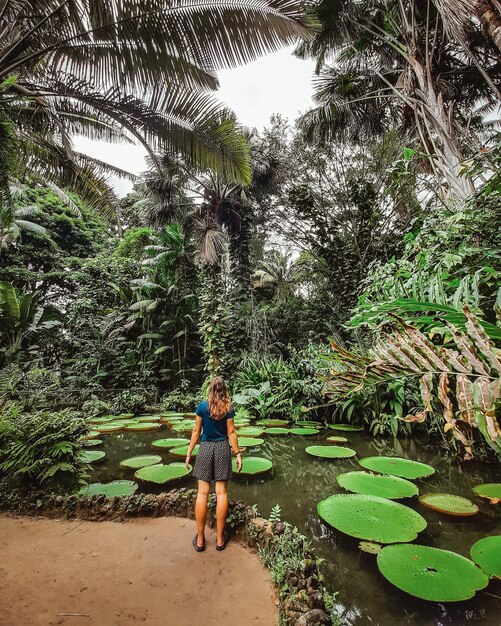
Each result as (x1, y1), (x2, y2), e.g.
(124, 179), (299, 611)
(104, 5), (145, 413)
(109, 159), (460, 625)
(227, 418), (242, 472)
(185, 416), (202, 469)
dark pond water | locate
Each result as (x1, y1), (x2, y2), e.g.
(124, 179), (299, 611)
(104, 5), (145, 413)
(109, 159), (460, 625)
(90, 424), (501, 626)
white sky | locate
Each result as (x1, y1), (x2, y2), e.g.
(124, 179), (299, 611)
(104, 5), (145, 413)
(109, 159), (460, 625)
(74, 47), (316, 197)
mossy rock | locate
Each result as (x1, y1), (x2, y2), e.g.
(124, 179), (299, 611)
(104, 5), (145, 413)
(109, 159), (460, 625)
(306, 445), (356, 459)
(472, 483), (501, 504)
(336, 471), (418, 499)
(94, 423), (123, 433)
(169, 444), (200, 458)
(359, 456), (435, 479)
(79, 480), (138, 497)
(419, 493), (479, 516)
(120, 455), (162, 469)
(326, 435), (349, 443)
(377, 544), (489, 601)
(151, 438), (190, 449)
(317, 494), (427, 543)
(134, 462), (191, 484)
(470, 536), (501, 578)
(81, 439), (103, 447)
(237, 437), (264, 447)
(264, 427), (290, 435)
(80, 450), (106, 464)
(236, 426), (265, 437)
(232, 456), (273, 475)
(124, 422), (161, 431)
(256, 419), (289, 427)
(290, 427), (319, 435)
(329, 424), (363, 431)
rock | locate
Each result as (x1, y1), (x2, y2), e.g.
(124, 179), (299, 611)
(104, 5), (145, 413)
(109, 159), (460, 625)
(294, 608), (331, 626)
(306, 576), (319, 590)
(307, 590), (324, 610)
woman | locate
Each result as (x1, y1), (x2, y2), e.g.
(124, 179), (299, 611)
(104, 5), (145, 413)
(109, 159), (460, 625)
(185, 377), (242, 552)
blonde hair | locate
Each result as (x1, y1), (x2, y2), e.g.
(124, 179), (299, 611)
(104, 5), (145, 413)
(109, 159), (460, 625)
(208, 376), (232, 420)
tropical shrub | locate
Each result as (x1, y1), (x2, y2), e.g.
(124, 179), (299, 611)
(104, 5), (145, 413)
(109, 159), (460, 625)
(81, 396), (112, 418)
(162, 381), (202, 412)
(0, 410), (89, 495)
(110, 390), (150, 415)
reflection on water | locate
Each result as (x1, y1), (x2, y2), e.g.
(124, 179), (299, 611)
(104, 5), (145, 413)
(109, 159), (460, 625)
(91, 424), (501, 626)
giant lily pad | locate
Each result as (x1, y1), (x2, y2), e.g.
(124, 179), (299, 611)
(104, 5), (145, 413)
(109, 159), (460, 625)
(419, 493), (479, 516)
(94, 423), (123, 433)
(151, 438), (190, 449)
(135, 462), (191, 484)
(290, 427), (319, 435)
(81, 439), (103, 447)
(80, 450), (106, 463)
(124, 422), (161, 431)
(296, 420), (322, 427)
(236, 426), (264, 437)
(118, 413), (134, 419)
(317, 494), (427, 543)
(472, 483), (501, 504)
(377, 544), (489, 601)
(160, 415), (184, 424)
(87, 416), (114, 424)
(238, 437), (264, 447)
(256, 419), (289, 427)
(171, 421), (196, 432)
(79, 480), (138, 497)
(470, 536), (501, 578)
(306, 445), (356, 459)
(136, 414), (162, 422)
(169, 444), (200, 458)
(359, 456), (435, 479)
(336, 471), (418, 499)
(264, 427), (290, 435)
(329, 424), (363, 431)
(232, 456), (273, 475)
(120, 455), (162, 469)
(326, 436), (349, 443)
(80, 430), (100, 440)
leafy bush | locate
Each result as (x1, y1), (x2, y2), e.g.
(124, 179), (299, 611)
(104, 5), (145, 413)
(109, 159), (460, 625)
(0, 409), (89, 495)
(258, 523), (310, 585)
(81, 396), (112, 418)
(110, 390), (150, 414)
(162, 380), (202, 412)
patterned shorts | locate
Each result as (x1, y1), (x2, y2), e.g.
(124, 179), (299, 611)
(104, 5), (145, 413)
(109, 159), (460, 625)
(193, 440), (232, 483)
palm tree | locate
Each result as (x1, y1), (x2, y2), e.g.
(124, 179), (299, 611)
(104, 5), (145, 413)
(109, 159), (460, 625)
(297, 0), (500, 199)
(0, 1), (310, 217)
(254, 250), (299, 301)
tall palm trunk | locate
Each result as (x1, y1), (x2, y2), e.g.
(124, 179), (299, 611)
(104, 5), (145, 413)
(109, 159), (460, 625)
(478, 1), (501, 53)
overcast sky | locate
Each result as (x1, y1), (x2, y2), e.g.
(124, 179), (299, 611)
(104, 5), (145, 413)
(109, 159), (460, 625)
(74, 46), (316, 197)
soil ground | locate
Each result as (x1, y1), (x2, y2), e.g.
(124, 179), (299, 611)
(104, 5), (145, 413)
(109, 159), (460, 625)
(0, 515), (277, 626)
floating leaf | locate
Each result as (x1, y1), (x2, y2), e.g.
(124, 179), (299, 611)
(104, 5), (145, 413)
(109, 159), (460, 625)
(237, 437), (264, 447)
(295, 420), (322, 427)
(472, 483), (501, 504)
(264, 427), (290, 435)
(87, 416), (114, 424)
(124, 422), (161, 431)
(151, 438), (190, 449)
(306, 445), (356, 459)
(419, 493), (479, 516)
(326, 435), (348, 443)
(169, 444), (200, 458)
(120, 455), (162, 469)
(79, 480), (138, 497)
(232, 456), (273, 475)
(80, 450), (106, 463)
(329, 424), (363, 431)
(81, 439), (103, 447)
(136, 415), (162, 422)
(470, 536), (501, 578)
(94, 423), (123, 433)
(377, 544), (489, 601)
(359, 541), (382, 555)
(336, 471), (418, 499)
(358, 456), (435, 479)
(80, 430), (100, 440)
(135, 462), (191, 484)
(236, 427), (265, 437)
(256, 419), (289, 427)
(290, 427), (319, 435)
(317, 494), (426, 543)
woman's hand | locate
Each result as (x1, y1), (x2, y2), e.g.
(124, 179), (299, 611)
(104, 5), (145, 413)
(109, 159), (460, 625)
(235, 452), (242, 473)
(185, 454), (191, 469)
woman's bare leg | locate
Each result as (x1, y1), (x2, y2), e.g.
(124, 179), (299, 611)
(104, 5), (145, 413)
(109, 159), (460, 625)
(195, 480), (210, 547)
(215, 480), (229, 546)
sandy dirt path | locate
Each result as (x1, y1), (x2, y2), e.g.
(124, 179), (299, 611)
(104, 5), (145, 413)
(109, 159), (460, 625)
(0, 515), (277, 626)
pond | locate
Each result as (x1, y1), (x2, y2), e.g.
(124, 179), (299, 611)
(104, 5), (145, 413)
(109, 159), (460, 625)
(88, 421), (501, 626)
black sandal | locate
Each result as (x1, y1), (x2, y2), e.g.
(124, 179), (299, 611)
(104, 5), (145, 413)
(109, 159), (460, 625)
(216, 530), (229, 551)
(193, 534), (205, 552)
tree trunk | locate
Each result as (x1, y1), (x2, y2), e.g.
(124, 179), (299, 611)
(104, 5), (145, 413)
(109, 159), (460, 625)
(477, 1), (501, 53)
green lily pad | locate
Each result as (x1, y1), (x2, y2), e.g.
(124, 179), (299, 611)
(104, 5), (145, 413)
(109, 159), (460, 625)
(232, 456), (273, 475)
(296, 420), (322, 427)
(329, 424), (363, 431)
(81, 439), (103, 447)
(326, 436), (349, 443)
(264, 427), (290, 435)
(136, 415), (162, 422)
(359, 541), (382, 555)
(256, 419), (289, 427)
(472, 483), (501, 503)
(470, 536), (501, 578)
(169, 444), (200, 458)
(118, 414), (134, 419)
(151, 438), (190, 449)
(236, 427), (265, 437)
(124, 422), (161, 431)
(237, 437), (264, 447)
(120, 455), (162, 469)
(359, 456), (435, 479)
(160, 416), (184, 423)
(80, 450), (106, 463)
(81, 430), (100, 440)
(87, 416), (114, 424)
(171, 421), (196, 432)
(317, 494), (427, 543)
(135, 462), (191, 484)
(79, 480), (138, 497)
(290, 427), (319, 435)
(94, 423), (123, 433)
(377, 544), (489, 601)
(184, 413), (197, 418)
(419, 493), (479, 516)
(336, 471), (418, 499)
(306, 445), (356, 459)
